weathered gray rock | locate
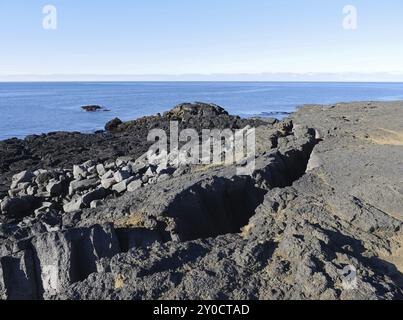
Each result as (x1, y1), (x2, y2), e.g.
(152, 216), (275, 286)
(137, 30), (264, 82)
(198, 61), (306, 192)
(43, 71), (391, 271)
(130, 159), (148, 175)
(96, 164), (106, 177)
(30, 224), (120, 297)
(1, 101), (403, 301)
(73, 165), (87, 180)
(16, 182), (31, 191)
(0, 196), (38, 218)
(87, 166), (97, 175)
(36, 190), (51, 198)
(82, 188), (106, 206)
(82, 160), (95, 168)
(104, 162), (116, 170)
(26, 185), (38, 196)
(127, 180), (142, 192)
(63, 197), (83, 213)
(34, 202), (55, 216)
(306, 150), (323, 172)
(112, 180), (128, 193)
(116, 157), (132, 167)
(46, 179), (63, 196)
(113, 170), (131, 183)
(101, 177), (116, 189)
(10, 171), (34, 189)
(105, 117), (122, 132)
(35, 171), (51, 186)
(69, 178), (98, 195)
(8, 183), (29, 197)
(101, 170), (114, 180)
(0, 249), (37, 300)
(144, 166), (156, 177)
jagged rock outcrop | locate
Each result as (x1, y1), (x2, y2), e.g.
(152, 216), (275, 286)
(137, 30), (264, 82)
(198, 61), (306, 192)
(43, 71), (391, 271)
(0, 101), (402, 300)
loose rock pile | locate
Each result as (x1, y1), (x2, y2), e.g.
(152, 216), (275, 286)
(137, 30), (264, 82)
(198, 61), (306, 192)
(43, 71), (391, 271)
(0, 122), (256, 220)
(0, 156), (179, 219)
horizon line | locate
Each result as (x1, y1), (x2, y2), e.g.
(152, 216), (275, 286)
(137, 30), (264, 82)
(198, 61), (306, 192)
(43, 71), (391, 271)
(2, 72), (403, 82)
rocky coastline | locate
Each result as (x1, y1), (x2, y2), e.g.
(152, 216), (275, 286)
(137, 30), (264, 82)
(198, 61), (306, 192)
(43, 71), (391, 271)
(0, 101), (402, 300)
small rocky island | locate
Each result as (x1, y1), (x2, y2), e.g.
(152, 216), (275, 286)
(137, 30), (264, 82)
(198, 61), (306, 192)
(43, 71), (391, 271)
(0, 101), (402, 300)
(81, 105), (110, 112)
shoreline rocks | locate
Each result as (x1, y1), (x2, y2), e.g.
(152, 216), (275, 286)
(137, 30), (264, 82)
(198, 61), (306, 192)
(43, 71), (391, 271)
(0, 101), (402, 300)
(105, 118), (122, 132)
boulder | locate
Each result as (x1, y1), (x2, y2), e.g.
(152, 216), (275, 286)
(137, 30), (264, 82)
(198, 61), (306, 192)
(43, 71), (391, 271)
(104, 162), (116, 170)
(101, 177), (116, 189)
(26, 186), (38, 196)
(127, 180), (142, 192)
(82, 160), (95, 168)
(31, 224), (120, 296)
(163, 102), (228, 120)
(69, 178), (98, 195)
(0, 249), (38, 299)
(87, 166), (97, 175)
(34, 202), (55, 215)
(116, 157), (132, 167)
(112, 177), (134, 193)
(130, 160), (148, 175)
(144, 166), (157, 177)
(8, 183), (30, 197)
(96, 164), (106, 177)
(112, 181), (127, 193)
(114, 170), (131, 183)
(306, 150), (323, 172)
(46, 180), (63, 196)
(73, 165), (87, 180)
(35, 171), (52, 186)
(0, 196), (38, 218)
(33, 169), (47, 176)
(141, 175), (150, 184)
(101, 170), (114, 180)
(105, 118), (123, 132)
(35, 190), (51, 198)
(16, 182), (31, 191)
(63, 197), (83, 213)
(11, 171), (34, 189)
(81, 188), (107, 206)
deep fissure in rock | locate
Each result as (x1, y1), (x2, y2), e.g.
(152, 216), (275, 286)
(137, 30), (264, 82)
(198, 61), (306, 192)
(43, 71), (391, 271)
(166, 176), (266, 241)
(166, 135), (317, 242)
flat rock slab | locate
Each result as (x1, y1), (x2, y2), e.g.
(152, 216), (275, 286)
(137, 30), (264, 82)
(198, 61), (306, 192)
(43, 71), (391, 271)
(292, 101), (403, 220)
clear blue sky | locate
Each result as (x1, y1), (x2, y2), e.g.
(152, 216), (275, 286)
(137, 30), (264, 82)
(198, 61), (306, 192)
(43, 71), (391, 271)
(1, 0), (403, 77)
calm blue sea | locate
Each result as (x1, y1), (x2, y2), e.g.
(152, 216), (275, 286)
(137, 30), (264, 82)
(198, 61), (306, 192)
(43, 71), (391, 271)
(1, 81), (403, 141)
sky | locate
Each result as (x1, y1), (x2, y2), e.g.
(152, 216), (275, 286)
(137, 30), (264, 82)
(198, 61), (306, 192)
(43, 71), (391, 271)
(1, 0), (403, 80)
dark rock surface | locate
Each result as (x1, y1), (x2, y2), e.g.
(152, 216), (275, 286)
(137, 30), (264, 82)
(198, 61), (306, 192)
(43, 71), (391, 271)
(0, 102), (263, 199)
(81, 105), (110, 112)
(0, 101), (402, 300)
(105, 118), (123, 132)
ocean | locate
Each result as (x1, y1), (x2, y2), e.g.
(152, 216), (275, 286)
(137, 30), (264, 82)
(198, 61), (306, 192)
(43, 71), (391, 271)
(0, 81), (403, 141)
